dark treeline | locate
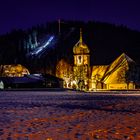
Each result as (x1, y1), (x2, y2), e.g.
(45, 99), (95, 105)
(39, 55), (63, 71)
(0, 20), (140, 74)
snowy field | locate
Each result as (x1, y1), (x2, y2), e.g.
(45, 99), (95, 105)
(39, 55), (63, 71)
(0, 90), (140, 140)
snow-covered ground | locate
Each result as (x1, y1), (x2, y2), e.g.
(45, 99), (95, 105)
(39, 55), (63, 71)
(0, 90), (140, 140)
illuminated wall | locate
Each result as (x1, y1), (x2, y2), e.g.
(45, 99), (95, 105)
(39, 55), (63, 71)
(0, 64), (30, 77)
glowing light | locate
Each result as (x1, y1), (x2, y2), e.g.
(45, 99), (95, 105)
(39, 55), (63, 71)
(30, 36), (55, 55)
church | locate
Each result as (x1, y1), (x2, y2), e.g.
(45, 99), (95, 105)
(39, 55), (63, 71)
(56, 29), (137, 90)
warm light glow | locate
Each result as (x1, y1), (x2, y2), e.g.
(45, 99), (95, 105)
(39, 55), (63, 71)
(56, 30), (136, 90)
(1, 64), (30, 77)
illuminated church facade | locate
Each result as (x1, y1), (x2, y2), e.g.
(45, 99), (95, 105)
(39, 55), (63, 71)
(56, 29), (136, 90)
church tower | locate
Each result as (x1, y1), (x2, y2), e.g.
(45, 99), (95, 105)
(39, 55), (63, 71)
(73, 29), (90, 90)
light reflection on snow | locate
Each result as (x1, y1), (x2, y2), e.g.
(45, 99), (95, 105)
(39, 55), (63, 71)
(0, 91), (140, 139)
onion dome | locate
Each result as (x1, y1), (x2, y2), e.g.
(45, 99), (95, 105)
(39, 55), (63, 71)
(73, 29), (90, 54)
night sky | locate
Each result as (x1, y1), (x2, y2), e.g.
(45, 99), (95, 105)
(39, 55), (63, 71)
(0, 0), (140, 35)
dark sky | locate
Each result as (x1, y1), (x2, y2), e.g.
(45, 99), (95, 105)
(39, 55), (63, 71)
(0, 0), (140, 35)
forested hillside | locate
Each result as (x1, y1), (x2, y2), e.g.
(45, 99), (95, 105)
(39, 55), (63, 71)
(0, 20), (140, 74)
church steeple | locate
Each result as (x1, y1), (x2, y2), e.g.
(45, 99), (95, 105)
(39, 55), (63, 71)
(73, 28), (89, 54)
(73, 28), (90, 91)
(79, 28), (82, 43)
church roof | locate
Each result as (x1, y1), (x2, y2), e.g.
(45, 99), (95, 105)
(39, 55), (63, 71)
(103, 53), (135, 84)
(73, 29), (89, 54)
(91, 65), (108, 80)
(91, 53), (136, 84)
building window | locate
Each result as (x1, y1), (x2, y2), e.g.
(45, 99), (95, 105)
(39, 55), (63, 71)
(78, 56), (82, 64)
